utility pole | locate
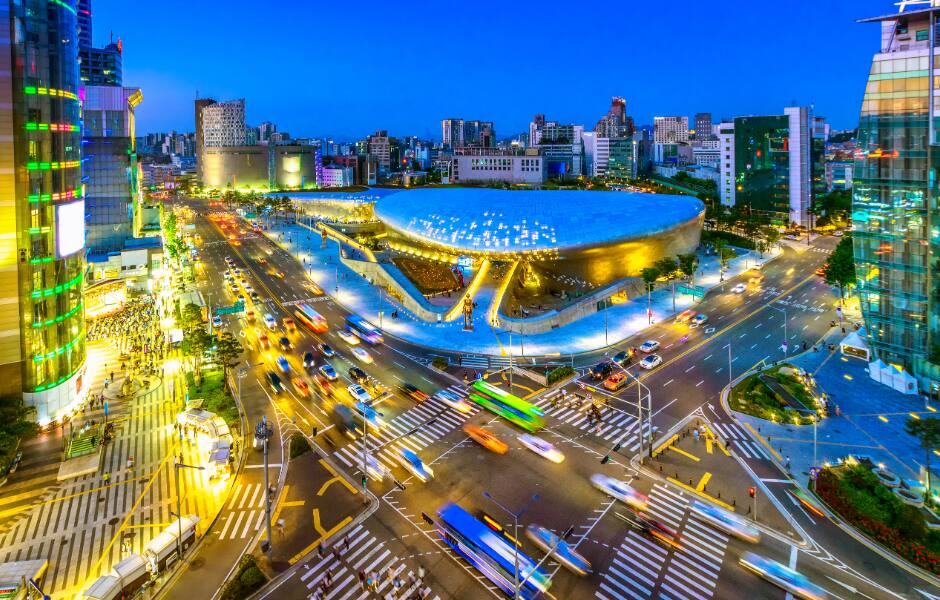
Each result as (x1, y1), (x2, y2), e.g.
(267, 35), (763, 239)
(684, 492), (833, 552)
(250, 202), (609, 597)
(254, 416), (274, 557)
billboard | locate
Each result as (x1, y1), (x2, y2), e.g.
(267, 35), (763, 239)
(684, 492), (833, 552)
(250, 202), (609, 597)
(56, 200), (85, 257)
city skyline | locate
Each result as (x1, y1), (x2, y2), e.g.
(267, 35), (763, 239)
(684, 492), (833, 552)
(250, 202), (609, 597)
(96, 0), (887, 138)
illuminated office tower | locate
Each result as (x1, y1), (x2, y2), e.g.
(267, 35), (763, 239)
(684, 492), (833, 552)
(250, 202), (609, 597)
(0, 0), (87, 421)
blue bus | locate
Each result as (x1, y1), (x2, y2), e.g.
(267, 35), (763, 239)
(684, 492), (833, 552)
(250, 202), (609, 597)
(435, 503), (550, 599)
(345, 315), (383, 345)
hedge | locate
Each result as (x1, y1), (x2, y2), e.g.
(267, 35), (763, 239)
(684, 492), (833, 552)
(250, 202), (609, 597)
(547, 366), (575, 385)
(219, 555), (268, 600)
(289, 432), (311, 460)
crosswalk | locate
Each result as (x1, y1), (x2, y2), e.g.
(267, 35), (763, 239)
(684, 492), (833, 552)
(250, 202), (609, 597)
(708, 422), (773, 461)
(298, 523), (440, 600)
(215, 482), (268, 540)
(532, 394), (652, 451)
(596, 484), (729, 600)
(332, 387), (477, 474)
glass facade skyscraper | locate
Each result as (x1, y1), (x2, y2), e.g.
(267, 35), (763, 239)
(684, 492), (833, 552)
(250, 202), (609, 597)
(733, 116), (792, 219)
(854, 6), (940, 387)
(0, 0), (87, 421)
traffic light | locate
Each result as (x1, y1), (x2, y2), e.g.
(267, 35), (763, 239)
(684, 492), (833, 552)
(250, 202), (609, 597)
(613, 442), (623, 452)
(601, 455), (611, 464)
(748, 486), (756, 498)
(361, 476), (368, 488)
(421, 512), (435, 526)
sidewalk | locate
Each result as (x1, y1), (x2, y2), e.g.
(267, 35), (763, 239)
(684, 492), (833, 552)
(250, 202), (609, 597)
(267, 219), (780, 357)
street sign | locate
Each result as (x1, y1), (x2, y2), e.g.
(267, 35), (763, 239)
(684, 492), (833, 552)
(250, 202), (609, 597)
(215, 300), (245, 315)
(678, 284), (706, 298)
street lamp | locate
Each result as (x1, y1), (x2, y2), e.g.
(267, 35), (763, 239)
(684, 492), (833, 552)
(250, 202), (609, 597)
(482, 491), (539, 600)
(603, 362), (652, 461)
(254, 416), (274, 555)
(173, 458), (204, 561)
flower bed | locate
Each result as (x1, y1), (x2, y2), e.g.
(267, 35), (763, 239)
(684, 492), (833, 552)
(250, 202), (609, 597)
(729, 369), (814, 425)
(815, 464), (940, 574)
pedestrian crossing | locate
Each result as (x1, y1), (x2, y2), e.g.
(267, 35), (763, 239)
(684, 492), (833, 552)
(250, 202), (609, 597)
(298, 523), (440, 600)
(532, 394), (652, 451)
(708, 422), (773, 461)
(214, 482), (268, 540)
(596, 484), (729, 600)
(332, 387), (477, 475)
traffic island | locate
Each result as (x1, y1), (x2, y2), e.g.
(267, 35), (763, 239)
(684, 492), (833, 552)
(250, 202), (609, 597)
(729, 364), (821, 426)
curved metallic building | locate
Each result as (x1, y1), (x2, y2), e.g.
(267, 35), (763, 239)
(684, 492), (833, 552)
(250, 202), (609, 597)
(375, 188), (704, 286)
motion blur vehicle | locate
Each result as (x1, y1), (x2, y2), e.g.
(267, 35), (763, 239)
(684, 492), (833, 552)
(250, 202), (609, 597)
(815, 266), (826, 277)
(337, 329), (360, 345)
(283, 317), (297, 332)
(212, 315), (223, 328)
(748, 273), (765, 287)
(258, 334), (271, 350)
(312, 374), (333, 397)
(619, 511), (682, 549)
(400, 383), (429, 402)
(279, 336), (291, 351)
(267, 371), (284, 394)
(318, 364), (338, 381)
(273, 269), (286, 279)
(318, 343), (335, 357)
(275, 355), (290, 373)
(463, 424), (509, 454)
(263, 313), (277, 329)
(589, 362), (614, 380)
(246, 310), (256, 322)
(353, 400), (383, 430)
(739, 552), (828, 600)
(351, 347), (373, 363)
(348, 367), (367, 383)
(333, 405), (361, 439)
(307, 282), (324, 296)
(302, 351), (315, 369)
(525, 524), (591, 575)
(639, 340), (660, 353)
(397, 448), (434, 482)
(591, 474), (648, 510)
(518, 434), (564, 463)
(731, 283), (747, 294)
(612, 350), (631, 366)
(691, 500), (761, 543)
(604, 372), (627, 391)
(292, 378), (310, 398)
(363, 454), (390, 482)
(675, 309), (695, 324)
(347, 384), (373, 404)
(435, 389), (472, 413)
(691, 313), (708, 327)
(639, 354), (663, 370)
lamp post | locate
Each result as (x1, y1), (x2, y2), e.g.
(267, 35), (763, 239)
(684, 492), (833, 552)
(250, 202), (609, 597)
(482, 491), (539, 599)
(603, 363), (652, 462)
(254, 416), (274, 556)
(173, 458), (204, 560)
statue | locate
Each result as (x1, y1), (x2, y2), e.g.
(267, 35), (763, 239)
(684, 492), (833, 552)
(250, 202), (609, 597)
(463, 294), (474, 331)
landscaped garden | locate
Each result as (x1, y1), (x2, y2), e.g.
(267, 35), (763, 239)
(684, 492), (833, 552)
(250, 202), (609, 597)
(815, 462), (940, 574)
(185, 368), (239, 427)
(729, 364), (817, 425)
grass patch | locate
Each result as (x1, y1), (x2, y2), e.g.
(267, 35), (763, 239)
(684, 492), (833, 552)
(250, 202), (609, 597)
(431, 356), (448, 370)
(729, 366), (814, 425)
(289, 432), (311, 460)
(185, 368), (239, 427)
(816, 464), (940, 573)
(220, 554), (268, 600)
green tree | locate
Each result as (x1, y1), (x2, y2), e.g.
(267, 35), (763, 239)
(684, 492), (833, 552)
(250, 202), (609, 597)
(905, 416), (940, 502)
(655, 257), (679, 311)
(823, 235), (856, 304)
(715, 240), (732, 281)
(180, 303), (205, 333)
(0, 396), (38, 472)
(677, 253), (699, 287)
(215, 331), (243, 377)
(641, 267), (660, 324)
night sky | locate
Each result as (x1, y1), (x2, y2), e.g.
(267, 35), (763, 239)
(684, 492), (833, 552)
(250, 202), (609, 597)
(93, 0), (892, 139)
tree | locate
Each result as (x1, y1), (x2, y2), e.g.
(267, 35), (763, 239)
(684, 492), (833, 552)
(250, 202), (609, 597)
(641, 267), (660, 324)
(823, 236), (856, 304)
(677, 253), (699, 287)
(0, 396), (38, 472)
(215, 331), (243, 377)
(654, 257), (679, 311)
(715, 240), (731, 281)
(181, 303), (205, 333)
(905, 416), (940, 502)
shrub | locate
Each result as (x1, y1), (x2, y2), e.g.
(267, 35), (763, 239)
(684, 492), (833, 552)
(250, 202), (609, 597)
(431, 356), (448, 370)
(186, 369), (239, 426)
(220, 555), (268, 600)
(289, 432), (311, 460)
(547, 366), (575, 385)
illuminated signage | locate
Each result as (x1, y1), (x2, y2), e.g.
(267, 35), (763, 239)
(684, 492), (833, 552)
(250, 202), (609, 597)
(56, 200), (85, 257)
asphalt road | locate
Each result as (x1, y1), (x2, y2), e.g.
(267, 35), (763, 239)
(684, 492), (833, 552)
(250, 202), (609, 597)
(182, 200), (940, 600)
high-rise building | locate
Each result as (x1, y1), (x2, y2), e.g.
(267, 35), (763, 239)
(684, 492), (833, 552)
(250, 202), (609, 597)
(194, 97), (215, 177)
(595, 97), (634, 139)
(77, 0), (91, 49)
(853, 5), (940, 386)
(258, 121), (276, 143)
(653, 116), (690, 144)
(83, 86), (142, 257)
(441, 118), (495, 148)
(0, 0), (88, 420)
(367, 130), (390, 177)
(76, 0), (121, 86)
(693, 112), (714, 140)
(201, 99), (246, 148)
(441, 118), (463, 149)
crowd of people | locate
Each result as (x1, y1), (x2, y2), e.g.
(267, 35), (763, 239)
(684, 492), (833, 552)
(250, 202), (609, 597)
(88, 295), (169, 371)
(308, 535), (430, 599)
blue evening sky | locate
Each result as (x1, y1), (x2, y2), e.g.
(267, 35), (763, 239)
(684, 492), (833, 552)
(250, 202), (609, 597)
(94, 0), (891, 140)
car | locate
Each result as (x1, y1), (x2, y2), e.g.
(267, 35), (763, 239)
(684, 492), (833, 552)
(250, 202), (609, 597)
(748, 273), (765, 286)
(675, 309), (696, 324)
(784, 234), (801, 241)
(229, 284), (239, 294)
(815, 266), (826, 277)
(604, 372), (628, 391)
(731, 283), (747, 294)
(639, 354), (662, 370)
(263, 313), (277, 329)
(274, 269), (286, 279)
(246, 310), (256, 322)
(258, 334), (271, 349)
(834, 230), (844, 237)
(307, 282), (324, 296)
(463, 424), (509, 454)
(312, 374), (333, 396)
(267, 371), (284, 394)
(590, 362), (614, 380)
(244, 284), (254, 294)
(275, 355), (290, 373)
(639, 340), (660, 353)
(435, 389), (472, 413)
(628, 512), (682, 549)
(400, 383), (429, 402)
(397, 448), (434, 482)
(351, 347), (373, 363)
(212, 315), (223, 328)
(337, 329), (360, 345)
(283, 317), (296, 332)
(353, 400), (383, 429)
(257, 257), (267, 265)
(319, 364), (338, 381)
(302, 351), (316, 369)
(363, 454), (390, 482)
(292, 378), (310, 397)
(348, 367), (367, 383)
(590, 474), (648, 510)
(318, 343), (335, 357)
(518, 434), (565, 463)
(691, 500), (761, 544)
(525, 524), (591, 576)
(250, 291), (261, 302)
(691, 313), (708, 327)
(279, 336), (292, 351)
(739, 552), (828, 600)
(612, 350), (630, 366)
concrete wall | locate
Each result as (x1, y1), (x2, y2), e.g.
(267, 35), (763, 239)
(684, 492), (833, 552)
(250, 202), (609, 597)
(338, 255), (447, 322)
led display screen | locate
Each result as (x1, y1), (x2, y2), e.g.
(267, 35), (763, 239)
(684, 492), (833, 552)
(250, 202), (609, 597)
(56, 200), (85, 257)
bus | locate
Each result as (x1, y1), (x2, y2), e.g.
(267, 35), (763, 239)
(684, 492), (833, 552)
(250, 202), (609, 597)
(469, 380), (545, 432)
(295, 304), (328, 333)
(435, 502), (550, 599)
(345, 315), (383, 345)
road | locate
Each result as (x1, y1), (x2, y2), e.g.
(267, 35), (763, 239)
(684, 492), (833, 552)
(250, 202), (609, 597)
(184, 199), (940, 600)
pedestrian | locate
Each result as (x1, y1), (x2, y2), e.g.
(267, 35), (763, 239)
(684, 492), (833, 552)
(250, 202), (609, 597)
(344, 534), (350, 552)
(332, 546), (340, 560)
(370, 571), (379, 591)
(386, 567), (394, 583)
(418, 566), (425, 581)
(318, 544), (324, 559)
(358, 570), (366, 590)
